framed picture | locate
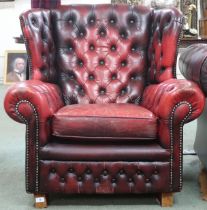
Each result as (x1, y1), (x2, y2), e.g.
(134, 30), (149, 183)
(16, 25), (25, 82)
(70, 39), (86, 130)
(3, 50), (27, 84)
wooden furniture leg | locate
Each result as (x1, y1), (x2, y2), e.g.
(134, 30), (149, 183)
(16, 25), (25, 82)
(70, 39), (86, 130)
(199, 167), (207, 201)
(157, 192), (174, 207)
(34, 194), (48, 208)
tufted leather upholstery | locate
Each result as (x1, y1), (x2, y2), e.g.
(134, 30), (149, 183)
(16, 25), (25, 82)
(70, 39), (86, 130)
(39, 161), (171, 193)
(3, 4), (206, 205)
(20, 5), (182, 105)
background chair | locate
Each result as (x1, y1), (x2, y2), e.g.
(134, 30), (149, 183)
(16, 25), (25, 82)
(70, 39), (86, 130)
(4, 4), (205, 208)
(179, 43), (207, 200)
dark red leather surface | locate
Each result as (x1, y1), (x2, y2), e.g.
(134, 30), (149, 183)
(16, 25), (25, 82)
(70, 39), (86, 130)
(52, 104), (157, 139)
(20, 5), (183, 105)
(4, 4), (205, 196)
(179, 44), (207, 96)
(4, 80), (64, 192)
(39, 161), (171, 194)
(20, 5), (152, 104)
(148, 8), (183, 83)
(4, 80), (64, 145)
(141, 78), (205, 122)
(4, 80), (63, 125)
(40, 142), (170, 161)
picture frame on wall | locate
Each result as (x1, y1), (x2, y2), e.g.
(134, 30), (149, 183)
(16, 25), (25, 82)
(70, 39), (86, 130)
(3, 50), (27, 84)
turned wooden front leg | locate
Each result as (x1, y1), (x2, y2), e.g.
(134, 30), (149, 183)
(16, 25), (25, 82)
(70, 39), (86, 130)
(34, 194), (48, 208)
(157, 192), (174, 207)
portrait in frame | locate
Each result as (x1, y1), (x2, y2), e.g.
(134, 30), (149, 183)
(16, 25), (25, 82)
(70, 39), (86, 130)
(3, 50), (27, 84)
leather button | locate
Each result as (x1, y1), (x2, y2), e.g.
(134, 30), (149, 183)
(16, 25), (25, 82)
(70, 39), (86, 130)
(78, 86), (85, 95)
(131, 46), (137, 52)
(111, 45), (116, 51)
(99, 88), (106, 95)
(89, 74), (95, 80)
(78, 59), (84, 67)
(121, 60), (127, 67)
(90, 19), (95, 24)
(69, 73), (75, 79)
(99, 59), (105, 66)
(78, 176), (82, 181)
(128, 178), (133, 182)
(111, 74), (117, 80)
(68, 46), (73, 52)
(120, 88), (127, 95)
(120, 32), (127, 39)
(112, 178), (116, 183)
(130, 19), (135, 24)
(51, 168), (56, 173)
(99, 28), (106, 37)
(79, 31), (85, 37)
(86, 169), (91, 174)
(128, 16), (136, 24)
(89, 44), (95, 51)
(119, 169), (124, 174)
(110, 19), (115, 24)
(89, 17), (96, 24)
(154, 170), (158, 174)
(60, 177), (65, 183)
(131, 74), (138, 80)
(100, 90), (105, 95)
(68, 18), (74, 24)
(31, 17), (38, 27)
(31, 18), (36, 25)
(100, 31), (106, 36)
(95, 178), (99, 183)
(68, 168), (74, 173)
(103, 170), (108, 176)
(137, 170), (142, 175)
(131, 47), (135, 52)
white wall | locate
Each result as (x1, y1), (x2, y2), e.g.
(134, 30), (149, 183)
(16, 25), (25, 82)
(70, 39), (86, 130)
(0, 0), (30, 83)
(0, 0), (110, 83)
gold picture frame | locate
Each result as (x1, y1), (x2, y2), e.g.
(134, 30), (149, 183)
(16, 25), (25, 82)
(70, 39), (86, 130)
(3, 50), (27, 84)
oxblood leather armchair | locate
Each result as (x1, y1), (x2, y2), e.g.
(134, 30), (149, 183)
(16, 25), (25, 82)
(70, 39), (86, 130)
(179, 44), (207, 171)
(4, 4), (205, 208)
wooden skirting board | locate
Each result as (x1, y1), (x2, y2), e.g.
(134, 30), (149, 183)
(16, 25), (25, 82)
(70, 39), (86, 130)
(199, 168), (207, 201)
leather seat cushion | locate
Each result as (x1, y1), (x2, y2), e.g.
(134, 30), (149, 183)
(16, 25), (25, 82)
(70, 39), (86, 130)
(52, 104), (157, 140)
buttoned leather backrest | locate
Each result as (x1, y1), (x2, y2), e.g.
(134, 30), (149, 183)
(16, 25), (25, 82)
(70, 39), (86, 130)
(20, 4), (183, 105)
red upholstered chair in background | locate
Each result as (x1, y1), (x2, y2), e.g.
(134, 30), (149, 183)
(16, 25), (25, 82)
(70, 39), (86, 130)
(4, 4), (205, 208)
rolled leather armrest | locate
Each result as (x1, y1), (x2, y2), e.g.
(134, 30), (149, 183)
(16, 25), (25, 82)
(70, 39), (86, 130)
(141, 79), (205, 122)
(179, 44), (207, 96)
(4, 80), (64, 124)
